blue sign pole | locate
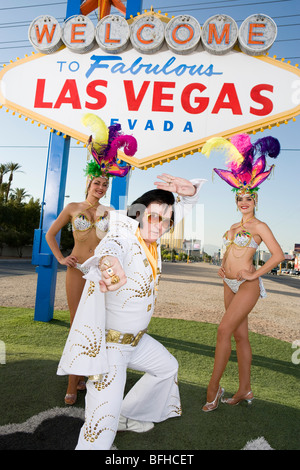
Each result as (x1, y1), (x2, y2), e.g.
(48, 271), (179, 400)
(109, 0), (143, 210)
(32, 133), (70, 322)
(32, 0), (82, 322)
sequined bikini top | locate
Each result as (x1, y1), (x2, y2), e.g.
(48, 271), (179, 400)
(72, 211), (109, 241)
(223, 230), (259, 250)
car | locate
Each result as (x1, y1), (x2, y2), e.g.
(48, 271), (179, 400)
(270, 268), (278, 275)
(281, 269), (289, 274)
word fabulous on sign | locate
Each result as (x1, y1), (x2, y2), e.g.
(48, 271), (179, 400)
(28, 13), (277, 57)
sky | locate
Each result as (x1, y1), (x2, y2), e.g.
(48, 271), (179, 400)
(0, 0), (299, 255)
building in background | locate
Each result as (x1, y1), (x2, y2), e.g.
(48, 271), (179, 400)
(182, 239), (202, 258)
(294, 244), (300, 271)
(160, 218), (184, 252)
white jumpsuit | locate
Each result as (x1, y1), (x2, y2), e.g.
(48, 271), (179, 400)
(57, 179), (205, 450)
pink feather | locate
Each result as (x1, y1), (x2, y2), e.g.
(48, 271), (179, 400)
(105, 135), (138, 163)
(230, 134), (252, 156)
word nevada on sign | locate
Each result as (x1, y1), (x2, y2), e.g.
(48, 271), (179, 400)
(0, 10), (300, 169)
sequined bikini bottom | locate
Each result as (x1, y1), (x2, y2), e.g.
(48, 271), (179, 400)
(75, 263), (90, 275)
(223, 277), (266, 298)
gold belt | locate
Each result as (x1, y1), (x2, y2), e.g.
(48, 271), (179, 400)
(88, 329), (147, 382)
(105, 328), (147, 347)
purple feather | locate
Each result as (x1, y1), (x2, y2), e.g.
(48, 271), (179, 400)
(108, 123), (122, 140)
(234, 135), (280, 176)
(103, 124), (122, 157)
(238, 151), (253, 175)
(252, 136), (280, 159)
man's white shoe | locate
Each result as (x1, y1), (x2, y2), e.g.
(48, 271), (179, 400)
(117, 415), (154, 433)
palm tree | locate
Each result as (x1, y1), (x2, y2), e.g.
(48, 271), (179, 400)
(0, 163), (9, 186)
(5, 162), (22, 202)
(10, 187), (30, 204)
(0, 182), (9, 202)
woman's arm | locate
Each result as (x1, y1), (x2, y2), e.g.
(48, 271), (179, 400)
(45, 204), (78, 267)
(237, 222), (284, 281)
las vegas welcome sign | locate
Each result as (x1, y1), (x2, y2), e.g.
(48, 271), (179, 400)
(0, 10), (300, 169)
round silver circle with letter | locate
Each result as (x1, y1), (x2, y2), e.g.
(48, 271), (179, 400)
(62, 15), (95, 54)
(202, 14), (238, 55)
(165, 15), (201, 55)
(28, 15), (63, 54)
(239, 14), (277, 56)
(96, 15), (130, 53)
(130, 15), (165, 54)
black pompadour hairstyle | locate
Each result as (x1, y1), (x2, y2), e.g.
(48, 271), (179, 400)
(127, 189), (175, 225)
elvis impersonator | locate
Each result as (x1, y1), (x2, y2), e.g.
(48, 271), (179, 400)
(56, 116), (206, 450)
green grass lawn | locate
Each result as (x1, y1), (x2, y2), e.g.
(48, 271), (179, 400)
(0, 306), (299, 450)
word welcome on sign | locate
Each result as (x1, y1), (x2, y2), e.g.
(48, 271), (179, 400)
(28, 12), (277, 56)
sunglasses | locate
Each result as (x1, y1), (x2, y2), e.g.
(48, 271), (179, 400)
(145, 211), (174, 229)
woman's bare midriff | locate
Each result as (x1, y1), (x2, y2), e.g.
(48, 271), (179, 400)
(71, 229), (107, 264)
(223, 247), (257, 279)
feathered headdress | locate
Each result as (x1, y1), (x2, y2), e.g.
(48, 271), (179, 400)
(82, 113), (138, 179)
(202, 133), (280, 199)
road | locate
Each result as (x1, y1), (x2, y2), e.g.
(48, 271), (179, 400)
(0, 258), (299, 290)
(0, 259), (66, 277)
(161, 262), (300, 290)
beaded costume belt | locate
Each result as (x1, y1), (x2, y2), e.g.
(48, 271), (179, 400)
(88, 329), (147, 382)
(105, 328), (147, 347)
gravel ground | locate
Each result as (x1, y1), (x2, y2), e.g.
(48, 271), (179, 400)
(0, 262), (299, 343)
(154, 263), (300, 344)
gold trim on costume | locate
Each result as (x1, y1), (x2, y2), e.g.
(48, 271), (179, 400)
(105, 328), (147, 347)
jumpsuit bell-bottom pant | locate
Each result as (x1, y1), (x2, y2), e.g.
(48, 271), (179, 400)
(76, 333), (181, 450)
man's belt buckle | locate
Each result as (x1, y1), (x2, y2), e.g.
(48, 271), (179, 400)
(131, 330), (145, 347)
(106, 329), (146, 347)
(122, 333), (135, 345)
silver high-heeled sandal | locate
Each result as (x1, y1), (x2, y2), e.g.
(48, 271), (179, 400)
(202, 386), (225, 412)
(221, 390), (254, 406)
